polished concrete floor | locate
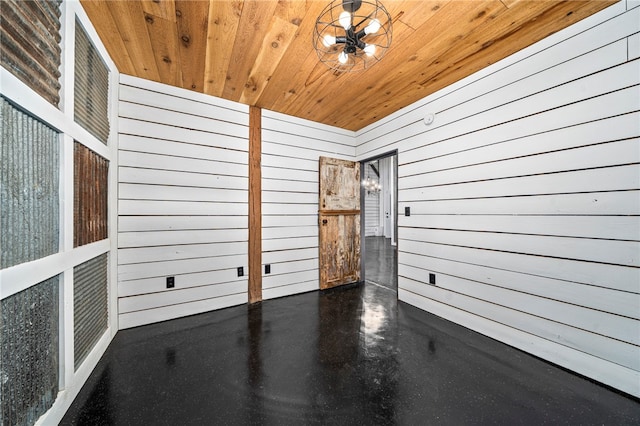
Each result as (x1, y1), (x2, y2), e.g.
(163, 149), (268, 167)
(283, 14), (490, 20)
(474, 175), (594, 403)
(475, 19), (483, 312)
(62, 282), (639, 424)
(364, 236), (397, 292)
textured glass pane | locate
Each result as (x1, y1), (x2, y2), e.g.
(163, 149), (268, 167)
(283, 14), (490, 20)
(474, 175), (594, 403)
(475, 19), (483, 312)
(1, 276), (60, 425)
(1, 97), (60, 269)
(74, 253), (108, 370)
(74, 19), (109, 143)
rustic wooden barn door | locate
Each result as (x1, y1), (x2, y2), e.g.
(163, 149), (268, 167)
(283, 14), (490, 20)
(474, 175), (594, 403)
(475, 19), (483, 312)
(318, 157), (361, 290)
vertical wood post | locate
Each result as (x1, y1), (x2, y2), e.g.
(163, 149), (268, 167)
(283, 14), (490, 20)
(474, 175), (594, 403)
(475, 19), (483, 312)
(248, 106), (262, 304)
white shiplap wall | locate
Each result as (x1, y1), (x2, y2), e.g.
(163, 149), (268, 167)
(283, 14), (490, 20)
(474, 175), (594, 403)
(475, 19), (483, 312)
(356, 1), (640, 397)
(261, 110), (356, 300)
(117, 75), (249, 329)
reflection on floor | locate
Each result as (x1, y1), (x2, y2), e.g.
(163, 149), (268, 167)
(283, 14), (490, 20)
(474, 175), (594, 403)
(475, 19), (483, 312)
(364, 236), (397, 291)
(61, 282), (639, 424)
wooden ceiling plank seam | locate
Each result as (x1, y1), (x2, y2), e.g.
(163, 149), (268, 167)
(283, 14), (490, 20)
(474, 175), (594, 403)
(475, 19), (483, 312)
(175, 0), (210, 92)
(143, 12), (182, 87)
(104, 0), (161, 81)
(402, 1), (615, 128)
(266, 47), (340, 120)
(433, 1), (613, 91)
(261, 52), (323, 115)
(204, 0), (244, 98)
(442, 0), (621, 80)
(79, 0), (136, 76)
(250, 0), (307, 105)
(255, 1), (329, 110)
(274, 0), (308, 26)
(350, 0), (615, 129)
(424, 0), (564, 75)
(324, 0), (615, 129)
(222, 0), (280, 101)
(239, 16), (299, 105)
(140, 0), (177, 22)
(393, 0), (452, 31)
(367, 1), (550, 92)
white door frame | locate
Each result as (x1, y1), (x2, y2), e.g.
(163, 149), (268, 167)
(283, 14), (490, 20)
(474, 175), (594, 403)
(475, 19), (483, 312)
(359, 150), (398, 282)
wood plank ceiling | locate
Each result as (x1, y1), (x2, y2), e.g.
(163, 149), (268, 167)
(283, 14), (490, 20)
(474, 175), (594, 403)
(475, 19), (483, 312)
(81, 0), (615, 131)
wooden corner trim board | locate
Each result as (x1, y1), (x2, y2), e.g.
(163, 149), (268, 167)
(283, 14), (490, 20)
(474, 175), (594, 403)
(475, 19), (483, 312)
(249, 105), (262, 304)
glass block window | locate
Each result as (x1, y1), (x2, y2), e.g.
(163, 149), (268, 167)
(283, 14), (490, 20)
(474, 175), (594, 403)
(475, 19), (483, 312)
(0, 0), (62, 106)
(1, 97), (60, 269)
(74, 142), (108, 247)
(74, 253), (108, 370)
(1, 276), (60, 425)
(74, 19), (110, 144)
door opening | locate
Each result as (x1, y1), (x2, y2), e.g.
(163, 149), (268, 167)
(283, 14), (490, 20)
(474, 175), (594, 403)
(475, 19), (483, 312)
(361, 152), (398, 292)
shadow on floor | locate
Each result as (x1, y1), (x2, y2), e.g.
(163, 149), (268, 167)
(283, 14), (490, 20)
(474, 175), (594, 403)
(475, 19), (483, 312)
(61, 281), (639, 425)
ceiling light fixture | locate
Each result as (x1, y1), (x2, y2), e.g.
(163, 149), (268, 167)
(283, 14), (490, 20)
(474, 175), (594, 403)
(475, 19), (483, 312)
(313, 0), (392, 72)
(362, 176), (382, 194)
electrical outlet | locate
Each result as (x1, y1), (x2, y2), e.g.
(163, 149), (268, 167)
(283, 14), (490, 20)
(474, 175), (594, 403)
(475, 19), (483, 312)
(429, 273), (436, 285)
(265, 264), (271, 274)
(237, 267), (244, 277)
(405, 206), (411, 216)
(166, 276), (175, 289)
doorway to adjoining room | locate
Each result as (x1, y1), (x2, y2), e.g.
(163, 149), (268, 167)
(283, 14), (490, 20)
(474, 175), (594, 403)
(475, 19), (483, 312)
(362, 152), (397, 293)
